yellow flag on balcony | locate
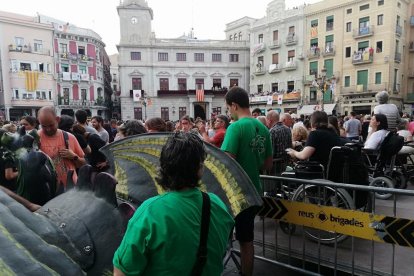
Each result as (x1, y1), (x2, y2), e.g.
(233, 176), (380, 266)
(24, 71), (39, 92)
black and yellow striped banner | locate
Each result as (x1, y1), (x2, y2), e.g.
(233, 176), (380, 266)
(24, 71), (39, 92)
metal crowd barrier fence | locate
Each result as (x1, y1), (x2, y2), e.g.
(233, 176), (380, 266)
(249, 175), (414, 276)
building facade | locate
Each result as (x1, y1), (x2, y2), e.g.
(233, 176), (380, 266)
(117, 0), (250, 121)
(39, 15), (110, 118)
(304, 0), (409, 115)
(109, 54), (121, 119)
(0, 11), (55, 121)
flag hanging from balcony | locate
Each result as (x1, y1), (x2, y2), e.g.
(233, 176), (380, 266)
(133, 90), (142, 102)
(277, 94), (283, 105)
(196, 89), (204, 102)
(24, 71), (39, 92)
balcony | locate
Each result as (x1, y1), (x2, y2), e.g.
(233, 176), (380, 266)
(285, 34), (298, 45)
(254, 65), (266, 76)
(157, 89), (227, 97)
(284, 60), (297, 71)
(322, 45), (336, 57)
(11, 97), (54, 107)
(352, 51), (373, 64)
(60, 52), (93, 62)
(396, 25), (403, 36)
(307, 48), (320, 59)
(8, 44), (50, 55)
(352, 25), (374, 38)
(268, 40), (280, 49)
(268, 64), (282, 74)
(57, 99), (105, 107)
(341, 83), (388, 95)
(394, 52), (402, 63)
(251, 43), (265, 56)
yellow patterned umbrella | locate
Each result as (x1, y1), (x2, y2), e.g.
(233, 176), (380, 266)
(100, 133), (262, 217)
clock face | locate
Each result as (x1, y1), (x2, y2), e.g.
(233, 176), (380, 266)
(131, 17), (138, 24)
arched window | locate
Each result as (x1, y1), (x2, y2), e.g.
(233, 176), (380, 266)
(239, 32), (242, 40)
(229, 35), (232, 40)
(234, 33), (238, 40)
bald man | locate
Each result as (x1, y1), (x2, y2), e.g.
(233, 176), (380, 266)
(280, 113), (294, 128)
(38, 106), (86, 191)
(266, 110), (292, 174)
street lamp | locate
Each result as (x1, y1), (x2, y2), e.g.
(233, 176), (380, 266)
(313, 67), (330, 112)
(140, 92), (147, 121)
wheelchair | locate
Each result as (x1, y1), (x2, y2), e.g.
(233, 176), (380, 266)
(362, 131), (405, 200)
(272, 143), (370, 244)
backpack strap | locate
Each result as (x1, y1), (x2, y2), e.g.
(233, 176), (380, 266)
(191, 191), (211, 276)
(62, 130), (69, 149)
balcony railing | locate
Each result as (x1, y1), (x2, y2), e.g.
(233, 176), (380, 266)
(157, 89), (227, 96)
(352, 25), (374, 38)
(268, 40), (280, 49)
(60, 52), (94, 62)
(352, 51), (373, 64)
(284, 60), (297, 70)
(396, 25), (403, 36)
(56, 99), (105, 107)
(395, 52), (402, 62)
(8, 44), (50, 55)
(285, 34), (298, 45)
(268, 64), (282, 74)
(322, 45), (336, 57)
(341, 83), (388, 94)
(254, 66), (266, 75)
(307, 48), (320, 59)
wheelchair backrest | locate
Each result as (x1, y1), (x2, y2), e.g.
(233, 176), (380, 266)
(379, 131), (404, 161)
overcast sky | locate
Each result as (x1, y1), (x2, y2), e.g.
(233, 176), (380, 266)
(2, 0), (321, 55)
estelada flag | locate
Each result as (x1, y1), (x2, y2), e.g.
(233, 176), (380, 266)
(196, 89), (204, 102)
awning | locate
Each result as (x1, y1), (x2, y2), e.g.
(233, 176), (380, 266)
(297, 103), (337, 115)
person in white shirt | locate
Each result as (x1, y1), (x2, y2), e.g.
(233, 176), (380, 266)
(364, 114), (389, 150)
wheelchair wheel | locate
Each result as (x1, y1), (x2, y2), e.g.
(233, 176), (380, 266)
(291, 182), (354, 244)
(369, 176), (394, 200)
(391, 170), (407, 190)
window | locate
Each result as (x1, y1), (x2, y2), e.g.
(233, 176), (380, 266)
(48, 90), (52, 100)
(131, 52), (141, 60)
(195, 79), (204, 90)
(325, 35), (334, 50)
(257, 56), (264, 69)
(271, 83), (279, 92)
(346, 22), (352, 32)
(134, 108), (143, 121)
(257, 85), (263, 93)
(378, 0), (384, 5)
(213, 79), (222, 89)
(375, 72), (382, 84)
(258, 34), (264, 43)
(34, 40), (43, 52)
(59, 43), (68, 53)
(132, 78), (142, 90)
(176, 53), (186, 61)
(239, 32), (242, 40)
(345, 47), (351, 58)
(287, 81), (295, 92)
(38, 63), (44, 72)
(61, 64), (69, 72)
(179, 107), (186, 119)
(15, 37), (24, 46)
(358, 41), (369, 51)
(376, 41), (383, 53)
(311, 19), (318, 27)
(81, 89), (87, 101)
(398, 2), (401, 8)
(273, 30), (279, 42)
(194, 53), (204, 62)
(360, 4), (369, 11)
(230, 79), (238, 87)
(289, 26), (295, 34)
(42, 91), (47, 100)
(309, 61), (318, 76)
(160, 78), (169, 90)
(161, 107), (169, 121)
(310, 38), (318, 47)
(344, 76), (350, 87)
(79, 65), (87, 74)
(78, 46), (85, 55)
(229, 54), (239, 62)
(158, 52), (168, 61)
(310, 88), (317, 101)
(14, 89), (19, 99)
(288, 50), (295, 61)
(378, 14), (384, 25)
(347, 8), (352, 14)
(47, 63), (51, 73)
(178, 78), (187, 90)
(212, 53), (222, 62)
(36, 91), (41, 99)
(272, 53), (279, 64)
(326, 16), (334, 31)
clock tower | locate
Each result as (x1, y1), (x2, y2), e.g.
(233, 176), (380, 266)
(117, 0), (153, 45)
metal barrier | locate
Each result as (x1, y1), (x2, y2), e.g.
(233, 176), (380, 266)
(250, 175), (414, 276)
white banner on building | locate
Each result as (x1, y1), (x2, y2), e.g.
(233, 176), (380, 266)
(277, 95), (283, 105)
(266, 96), (273, 105)
(133, 90), (142, 102)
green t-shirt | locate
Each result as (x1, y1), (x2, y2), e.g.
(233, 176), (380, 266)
(221, 117), (272, 193)
(113, 188), (234, 276)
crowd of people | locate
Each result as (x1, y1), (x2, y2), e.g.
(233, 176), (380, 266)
(0, 87), (411, 275)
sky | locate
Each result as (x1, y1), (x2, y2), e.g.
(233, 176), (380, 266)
(1, 0), (321, 55)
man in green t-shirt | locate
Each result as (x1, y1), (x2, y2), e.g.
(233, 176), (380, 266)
(221, 86), (273, 276)
(113, 132), (234, 276)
